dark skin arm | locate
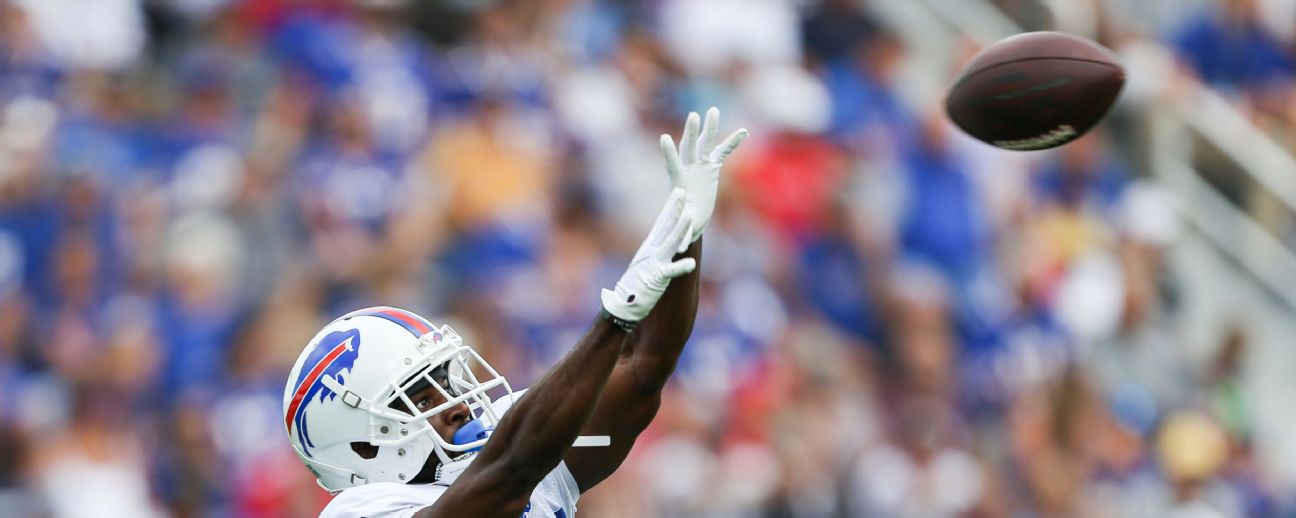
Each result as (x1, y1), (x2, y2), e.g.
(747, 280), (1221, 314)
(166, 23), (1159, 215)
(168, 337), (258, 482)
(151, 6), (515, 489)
(414, 317), (629, 518)
(563, 239), (701, 492)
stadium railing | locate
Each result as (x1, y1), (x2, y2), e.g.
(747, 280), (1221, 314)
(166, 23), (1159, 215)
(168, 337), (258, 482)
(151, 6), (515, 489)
(866, 0), (1296, 491)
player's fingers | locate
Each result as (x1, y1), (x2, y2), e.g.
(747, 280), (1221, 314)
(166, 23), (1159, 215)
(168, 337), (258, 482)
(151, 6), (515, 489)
(680, 111), (701, 164)
(699, 107), (720, 156)
(662, 257), (697, 278)
(644, 213), (669, 249)
(677, 220), (693, 254)
(660, 134), (685, 181)
(659, 204), (693, 258)
(648, 188), (686, 247)
(709, 128), (749, 163)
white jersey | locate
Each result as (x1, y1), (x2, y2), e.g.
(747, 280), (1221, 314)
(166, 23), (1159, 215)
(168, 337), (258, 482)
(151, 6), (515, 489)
(320, 390), (580, 518)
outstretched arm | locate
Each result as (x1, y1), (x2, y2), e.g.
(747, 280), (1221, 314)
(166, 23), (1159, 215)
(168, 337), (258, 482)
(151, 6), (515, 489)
(565, 108), (747, 492)
(562, 240), (701, 492)
(417, 191), (697, 518)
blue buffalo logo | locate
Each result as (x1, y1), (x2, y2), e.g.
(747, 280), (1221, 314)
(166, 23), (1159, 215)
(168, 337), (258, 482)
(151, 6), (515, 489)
(285, 328), (363, 457)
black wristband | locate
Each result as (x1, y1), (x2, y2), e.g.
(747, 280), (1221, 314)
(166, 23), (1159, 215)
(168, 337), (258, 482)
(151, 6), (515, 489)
(599, 307), (638, 333)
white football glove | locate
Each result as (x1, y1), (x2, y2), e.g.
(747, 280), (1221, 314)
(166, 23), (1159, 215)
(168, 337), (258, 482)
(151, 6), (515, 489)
(660, 107), (749, 243)
(601, 188), (697, 325)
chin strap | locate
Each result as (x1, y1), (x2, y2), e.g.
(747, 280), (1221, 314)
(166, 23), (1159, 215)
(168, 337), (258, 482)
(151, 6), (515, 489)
(320, 375), (365, 408)
(432, 452), (478, 486)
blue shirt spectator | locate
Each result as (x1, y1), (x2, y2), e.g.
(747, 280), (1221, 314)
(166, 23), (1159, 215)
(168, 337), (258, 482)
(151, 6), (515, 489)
(898, 140), (989, 284)
(1172, 6), (1296, 93)
(799, 231), (884, 346)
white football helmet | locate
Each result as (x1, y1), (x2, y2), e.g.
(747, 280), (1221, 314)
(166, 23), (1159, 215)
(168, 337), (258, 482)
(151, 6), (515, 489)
(282, 306), (512, 493)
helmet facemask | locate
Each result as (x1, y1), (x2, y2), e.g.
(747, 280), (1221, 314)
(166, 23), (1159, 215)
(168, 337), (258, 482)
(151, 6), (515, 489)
(368, 325), (512, 474)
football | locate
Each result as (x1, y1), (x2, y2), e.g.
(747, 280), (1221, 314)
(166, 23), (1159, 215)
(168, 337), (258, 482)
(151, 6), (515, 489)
(944, 31), (1125, 151)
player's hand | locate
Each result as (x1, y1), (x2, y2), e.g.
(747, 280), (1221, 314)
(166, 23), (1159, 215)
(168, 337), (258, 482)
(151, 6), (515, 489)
(660, 107), (748, 243)
(601, 189), (696, 324)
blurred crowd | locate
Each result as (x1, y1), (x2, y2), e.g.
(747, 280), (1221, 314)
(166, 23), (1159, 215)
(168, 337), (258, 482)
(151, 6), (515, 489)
(0, 0), (1293, 516)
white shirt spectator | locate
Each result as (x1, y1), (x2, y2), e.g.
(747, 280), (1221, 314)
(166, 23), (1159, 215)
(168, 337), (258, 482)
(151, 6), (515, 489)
(658, 0), (801, 75)
(13, 0), (145, 70)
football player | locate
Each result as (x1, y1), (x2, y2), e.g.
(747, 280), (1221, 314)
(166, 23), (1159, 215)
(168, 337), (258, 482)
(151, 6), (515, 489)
(283, 108), (747, 517)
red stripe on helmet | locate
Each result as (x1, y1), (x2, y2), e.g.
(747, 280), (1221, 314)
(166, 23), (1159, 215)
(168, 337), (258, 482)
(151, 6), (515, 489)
(378, 308), (432, 335)
(285, 340), (351, 432)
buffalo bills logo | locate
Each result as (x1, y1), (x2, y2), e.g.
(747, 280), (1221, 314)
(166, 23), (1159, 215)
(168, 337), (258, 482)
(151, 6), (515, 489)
(285, 328), (363, 457)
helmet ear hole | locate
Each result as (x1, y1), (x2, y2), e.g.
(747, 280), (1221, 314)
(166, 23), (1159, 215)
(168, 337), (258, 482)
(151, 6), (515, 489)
(351, 442), (379, 459)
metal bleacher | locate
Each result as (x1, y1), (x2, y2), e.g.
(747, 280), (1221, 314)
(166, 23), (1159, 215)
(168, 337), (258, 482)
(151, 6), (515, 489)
(866, 0), (1296, 489)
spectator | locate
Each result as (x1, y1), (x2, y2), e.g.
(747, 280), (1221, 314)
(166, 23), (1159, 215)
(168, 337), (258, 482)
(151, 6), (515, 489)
(0, 0), (1285, 515)
(800, 0), (880, 67)
(1171, 0), (1295, 96)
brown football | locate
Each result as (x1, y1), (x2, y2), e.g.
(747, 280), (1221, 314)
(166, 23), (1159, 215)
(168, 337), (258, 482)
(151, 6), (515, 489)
(944, 31), (1125, 151)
